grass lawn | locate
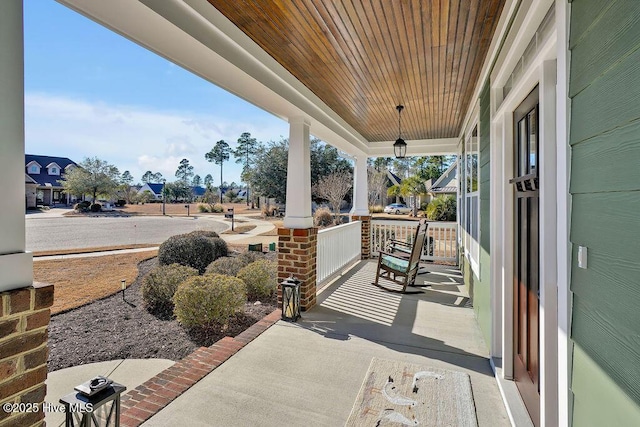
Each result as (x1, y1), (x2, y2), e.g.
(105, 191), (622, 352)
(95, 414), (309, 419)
(33, 244), (157, 257)
(222, 225), (257, 234)
(34, 250), (157, 315)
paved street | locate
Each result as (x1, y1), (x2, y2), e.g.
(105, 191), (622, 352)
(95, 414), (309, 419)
(26, 215), (229, 252)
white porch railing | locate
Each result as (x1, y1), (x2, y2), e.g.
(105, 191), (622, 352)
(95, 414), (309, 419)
(316, 221), (362, 285)
(370, 220), (458, 263)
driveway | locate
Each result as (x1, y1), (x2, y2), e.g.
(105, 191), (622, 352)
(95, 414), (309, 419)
(26, 215), (228, 252)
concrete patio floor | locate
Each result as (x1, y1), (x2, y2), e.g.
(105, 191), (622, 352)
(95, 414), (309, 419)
(142, 261), (510, 426)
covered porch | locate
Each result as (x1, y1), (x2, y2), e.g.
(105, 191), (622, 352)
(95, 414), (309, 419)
(0, 0), (584, 426)
(135, 261), (510, 426)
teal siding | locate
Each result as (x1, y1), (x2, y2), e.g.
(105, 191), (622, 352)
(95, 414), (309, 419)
(472, 81), (492, 344)
(569, 0), (640, 421)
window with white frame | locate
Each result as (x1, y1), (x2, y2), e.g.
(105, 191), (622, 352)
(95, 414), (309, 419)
(29, 165), (39, 174)
(47, 165), (60, 175)
(464, 124), (480, 274)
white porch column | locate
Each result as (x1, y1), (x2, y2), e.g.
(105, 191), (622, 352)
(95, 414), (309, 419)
(0, 0), (33, 292)
(350, 154), (369, 216)
(283, 117), (313, 229)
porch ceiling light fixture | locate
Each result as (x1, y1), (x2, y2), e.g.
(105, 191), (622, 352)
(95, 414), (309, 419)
(393, 105), (407, 159)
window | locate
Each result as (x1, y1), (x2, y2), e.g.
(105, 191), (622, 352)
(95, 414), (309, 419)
(51, 167), (57, 174)
(30, 165), (39, 174)
(464, 124), (480, 274)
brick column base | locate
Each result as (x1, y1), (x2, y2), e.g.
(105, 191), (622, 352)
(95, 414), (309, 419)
(0, 283), (54, 427)
(351, 215), (371, 259)
(277, 227), (318, 311)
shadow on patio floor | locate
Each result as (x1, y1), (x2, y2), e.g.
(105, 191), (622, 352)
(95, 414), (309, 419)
(142, 261), (510, 427)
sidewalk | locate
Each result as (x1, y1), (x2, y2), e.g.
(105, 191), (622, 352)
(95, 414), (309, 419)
(45, 359), (174, 427)
(25, 207), (74, 219)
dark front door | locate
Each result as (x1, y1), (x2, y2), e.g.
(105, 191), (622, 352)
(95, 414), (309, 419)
(510, 86), (540, 426)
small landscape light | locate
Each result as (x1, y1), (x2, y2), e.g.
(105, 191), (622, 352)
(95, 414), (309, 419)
(281, 277), (301, 322)
(121, 279), (126, 301)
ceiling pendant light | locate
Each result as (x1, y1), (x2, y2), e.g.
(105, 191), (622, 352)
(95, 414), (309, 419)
(393, 105), (407, 158)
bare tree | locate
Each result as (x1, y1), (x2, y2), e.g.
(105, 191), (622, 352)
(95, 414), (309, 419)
(313, 171), (352, 224)
(368, 166), (388, 207)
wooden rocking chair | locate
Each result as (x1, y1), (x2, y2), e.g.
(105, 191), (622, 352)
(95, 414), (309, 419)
(373, 219), (428, 293)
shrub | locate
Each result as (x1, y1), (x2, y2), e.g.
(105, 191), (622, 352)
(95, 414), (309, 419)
(211, 203), (224, 213)
(205, 251), (265, 277)
(186, 230), (220, 239)
(205, 256), (246, 276)
(142, 264), (198, 316)
(238, 251), (265, 265)
(158, 234), (215, 274)
(369, 205), (384, 213)
(74, 201), (91, 212)
(173, 274), (246, 327)
(238, 260), (278, 301)
(90, 203), (102, 212)
(198, 204), (209, 213)
(426, 195), (457, 221)
(210, 237), (228, 260)
(314, 207), (333, 227)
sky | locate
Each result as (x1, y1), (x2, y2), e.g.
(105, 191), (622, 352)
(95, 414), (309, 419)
(23, 0), (290, 186)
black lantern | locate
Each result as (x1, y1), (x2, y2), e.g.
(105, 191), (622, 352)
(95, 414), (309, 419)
(393, 105), (407, 158)
(281, 277), (301, 322)
(60, 376), (126, 427)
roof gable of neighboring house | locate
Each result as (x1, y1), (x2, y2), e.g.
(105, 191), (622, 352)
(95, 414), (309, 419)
(386, 169), (402, 186)
(139, 183), (164, 195)
(192, 186), (206, 197)
(427, 160), (458, 194)
(25, 154), (78, 187)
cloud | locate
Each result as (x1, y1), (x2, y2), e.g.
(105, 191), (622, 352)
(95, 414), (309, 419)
(24, 93), (288, 184)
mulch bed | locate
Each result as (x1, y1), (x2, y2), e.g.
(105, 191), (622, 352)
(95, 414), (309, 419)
(47, 257), (277, 372)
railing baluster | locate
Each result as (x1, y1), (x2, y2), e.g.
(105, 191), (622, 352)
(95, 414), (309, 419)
(316, 221), (362, 285)
(369, 220), (458, 264)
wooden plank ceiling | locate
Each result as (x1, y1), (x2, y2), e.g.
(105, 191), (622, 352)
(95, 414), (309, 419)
(207, 0), (505, 142)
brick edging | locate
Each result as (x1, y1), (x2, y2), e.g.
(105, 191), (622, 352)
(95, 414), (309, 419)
(119, 309), (281, 427)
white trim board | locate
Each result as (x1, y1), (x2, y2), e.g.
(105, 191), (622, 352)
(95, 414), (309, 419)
(484, 1), (570, 425)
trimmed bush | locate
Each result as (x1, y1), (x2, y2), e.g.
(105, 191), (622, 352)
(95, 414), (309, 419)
(238, 260), (278, 301)
(238, 251), (265, 265)
(74, 201), (91, 212)
(205, 256), (246, 277)
(198, 204), (209, 213)
(158, 234), (215, 274)
(173, 274), (246, 327)
(369, 205), (384, 213)
(142, 264), (198, 316)
(314, 207), (333, 227)
(211, 203), (224, 213)
(90, 203), (102, 212)
(426, 195), (457, 221)
(186, 230), (220, 239)
(205, 250), (266, 277)
(210, 237), (228, 260)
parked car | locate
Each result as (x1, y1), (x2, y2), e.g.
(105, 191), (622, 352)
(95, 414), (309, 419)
(384, 203), (412, 214)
